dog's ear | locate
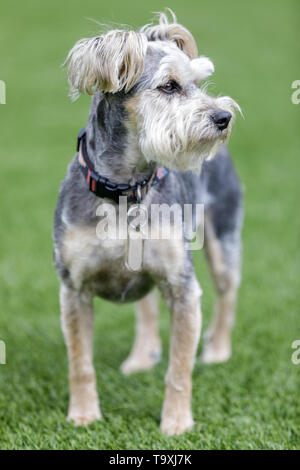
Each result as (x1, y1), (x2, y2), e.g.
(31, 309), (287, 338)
(65, 30), (148, 99)
(141, 10), (198, 59)
(191, 57), (215, 82)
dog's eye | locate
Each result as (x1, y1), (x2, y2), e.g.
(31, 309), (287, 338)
(159, 81), (181, 94)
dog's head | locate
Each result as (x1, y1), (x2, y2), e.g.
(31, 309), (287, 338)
(65, 11), (240, 172)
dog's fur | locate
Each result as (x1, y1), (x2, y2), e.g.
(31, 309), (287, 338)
(53, 11), (243, 436)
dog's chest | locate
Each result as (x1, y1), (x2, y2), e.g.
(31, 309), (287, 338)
(62, 225), (153, 302)
(61, 222), (185, 302)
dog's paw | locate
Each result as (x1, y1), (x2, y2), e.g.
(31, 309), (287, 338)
(67, 407), (101, 426)
(160, 410), (194, 436)
(120, 347), (161, 375)
(201, 342), (231, 364)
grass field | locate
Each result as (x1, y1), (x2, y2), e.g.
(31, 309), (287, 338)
(0, 0), (299, 450)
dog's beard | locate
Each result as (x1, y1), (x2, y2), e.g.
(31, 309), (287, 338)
(136, 104), (236, 173)
(140, 137), (225, 174)
(126, 88), (240, 173)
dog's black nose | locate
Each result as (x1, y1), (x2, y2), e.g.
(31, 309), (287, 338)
(211, 111), (232, 130)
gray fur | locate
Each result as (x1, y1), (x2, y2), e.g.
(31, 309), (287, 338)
(54, 129), (242, 302)
(54, 43), (242, 288)
(53, 13), (244, 434)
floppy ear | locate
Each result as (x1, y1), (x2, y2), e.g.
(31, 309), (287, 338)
(191, 57), (215, 82)
(65, 30), (148, 99)
(141, 11), (198, 59)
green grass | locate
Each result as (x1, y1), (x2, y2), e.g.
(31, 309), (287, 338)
(0, 0), (299, 450)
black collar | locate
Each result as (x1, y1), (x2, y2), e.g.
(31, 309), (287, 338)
(77, 127), (169, 204)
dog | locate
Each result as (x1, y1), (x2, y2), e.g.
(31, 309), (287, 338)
(53, 11), (243, 436)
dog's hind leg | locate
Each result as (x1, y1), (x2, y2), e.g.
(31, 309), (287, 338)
(121, 289), (162, 375)
(202, 210), (242, 364)
(60, 284), (101, 425)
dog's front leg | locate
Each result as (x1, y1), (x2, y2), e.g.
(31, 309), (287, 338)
(160, 279), (202, 436)
(60, 284), (101, 426)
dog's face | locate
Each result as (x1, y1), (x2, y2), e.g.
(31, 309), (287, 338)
(66, 12), (240, 172)
(126, 40), (239, 172)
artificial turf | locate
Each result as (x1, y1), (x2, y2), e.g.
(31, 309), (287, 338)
(0, 0), (299, 450)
